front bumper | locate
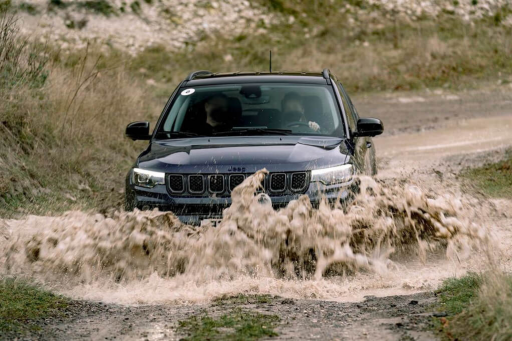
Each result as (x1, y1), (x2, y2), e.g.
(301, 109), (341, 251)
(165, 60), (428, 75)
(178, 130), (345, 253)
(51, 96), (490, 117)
(126, 179), (358, 225)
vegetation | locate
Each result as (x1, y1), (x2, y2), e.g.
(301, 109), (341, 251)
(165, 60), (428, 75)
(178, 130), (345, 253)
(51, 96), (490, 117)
(1, 1), (511, 217)
(462, 150), (512, 199)
(0, 278), (69, 335)
(130, 1), (512, 93)
(77, 0), (116, 16)
(434, 273), (512, 341)
(435, 272), (481, 316)
(432, 154), (512, 339)
(178, 308), (280, 341)
(0, 9), (159, 217)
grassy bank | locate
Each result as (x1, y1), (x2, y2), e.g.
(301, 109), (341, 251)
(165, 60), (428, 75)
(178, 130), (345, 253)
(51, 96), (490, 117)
(0, 10), (160, 217)
(461, 150), (512, 199)
(0, 278), (69, 336)
(434, 273), (512, 340)
(433, 155), (512, 340)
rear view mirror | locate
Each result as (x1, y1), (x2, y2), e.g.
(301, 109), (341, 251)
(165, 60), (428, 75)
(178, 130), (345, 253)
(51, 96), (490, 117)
(355, 118), (384, 137)
(126, 121), (151, 140)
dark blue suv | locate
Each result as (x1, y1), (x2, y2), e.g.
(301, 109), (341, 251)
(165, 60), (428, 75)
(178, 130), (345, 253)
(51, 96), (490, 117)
(125, 69), (383, 225)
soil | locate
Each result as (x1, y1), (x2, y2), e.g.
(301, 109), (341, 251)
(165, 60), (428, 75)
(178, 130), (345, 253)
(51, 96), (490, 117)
(4, 86), (512, 341)
(12, 293), (437, 341)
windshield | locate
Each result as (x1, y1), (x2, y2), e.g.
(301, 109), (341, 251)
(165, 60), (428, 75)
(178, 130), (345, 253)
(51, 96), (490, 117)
(157, 83), (345, 138)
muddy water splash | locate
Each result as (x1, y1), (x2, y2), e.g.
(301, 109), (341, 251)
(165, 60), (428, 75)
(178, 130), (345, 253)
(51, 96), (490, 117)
(0, 170), (490, 303)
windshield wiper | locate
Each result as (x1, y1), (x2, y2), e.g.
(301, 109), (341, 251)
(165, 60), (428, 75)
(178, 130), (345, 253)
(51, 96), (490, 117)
(211, 128), (293, 136)
(155, 131), (205, 138)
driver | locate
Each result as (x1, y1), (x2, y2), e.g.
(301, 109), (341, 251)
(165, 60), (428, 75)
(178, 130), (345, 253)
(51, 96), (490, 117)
(281, 92), (307, 123)
(281, 92), (320, 132)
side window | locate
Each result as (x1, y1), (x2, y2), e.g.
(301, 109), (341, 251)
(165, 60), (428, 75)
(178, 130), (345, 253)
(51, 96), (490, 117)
(345, 89), (360, 120)
(337, 83), (356, 132)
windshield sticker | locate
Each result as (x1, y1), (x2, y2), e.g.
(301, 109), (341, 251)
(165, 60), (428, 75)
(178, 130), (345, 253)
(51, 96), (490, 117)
(181, 88), (195, 96)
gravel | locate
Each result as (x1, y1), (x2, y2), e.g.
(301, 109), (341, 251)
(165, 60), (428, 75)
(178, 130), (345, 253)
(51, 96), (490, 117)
(11, 292), (437, 341)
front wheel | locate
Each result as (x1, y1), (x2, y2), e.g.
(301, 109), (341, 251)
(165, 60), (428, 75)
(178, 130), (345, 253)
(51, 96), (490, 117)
(124, 190), (135, 211)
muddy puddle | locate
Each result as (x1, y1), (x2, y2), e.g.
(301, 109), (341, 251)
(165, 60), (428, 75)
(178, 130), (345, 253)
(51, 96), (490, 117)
(0, 168), (495, 305)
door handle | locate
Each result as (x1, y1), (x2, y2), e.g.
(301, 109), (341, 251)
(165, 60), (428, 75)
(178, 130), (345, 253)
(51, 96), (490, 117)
(366, 141), (372, 148)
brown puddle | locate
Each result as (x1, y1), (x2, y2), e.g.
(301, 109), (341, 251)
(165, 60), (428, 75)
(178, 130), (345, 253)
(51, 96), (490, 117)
(0, 169), (493, 304)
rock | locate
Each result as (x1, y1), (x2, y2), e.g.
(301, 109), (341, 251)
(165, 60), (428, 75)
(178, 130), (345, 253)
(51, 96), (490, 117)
(433, 312), (448, 317)
(281, 299), (295, 305)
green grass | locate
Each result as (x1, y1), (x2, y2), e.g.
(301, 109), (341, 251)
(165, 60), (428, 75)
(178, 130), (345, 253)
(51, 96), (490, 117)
(0, 278), (69, 335)
(435, 272), (481, 316)
(462, 150), (512, 199)
(178, 308), (280, 341)
(433, 273), (512, 341)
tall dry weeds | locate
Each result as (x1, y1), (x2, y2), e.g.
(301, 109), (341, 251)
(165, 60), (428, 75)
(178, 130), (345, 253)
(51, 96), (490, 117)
(0, 10), (158, 216)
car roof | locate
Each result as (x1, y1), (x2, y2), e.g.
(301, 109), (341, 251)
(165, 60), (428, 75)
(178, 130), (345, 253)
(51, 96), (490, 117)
(183, 71), (331, 87)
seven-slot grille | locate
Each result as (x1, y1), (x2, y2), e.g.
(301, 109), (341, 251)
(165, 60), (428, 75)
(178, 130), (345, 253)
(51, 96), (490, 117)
(168, 175), (184, 193)
(229, 174), (245, 191)
(270, 173), (286, 192)
(208, 175), (224, 193)
(166, 172), (309, 195)
(189, 175), (204, 193)
(291, 172), (307, 191)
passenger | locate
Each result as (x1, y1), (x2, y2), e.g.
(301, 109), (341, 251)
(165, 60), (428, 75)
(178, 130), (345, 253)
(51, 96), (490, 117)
(281, 92), (307, 124)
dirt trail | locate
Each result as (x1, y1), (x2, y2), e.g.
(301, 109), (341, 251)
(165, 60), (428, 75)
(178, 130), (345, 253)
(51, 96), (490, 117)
(2, 88), (512, 341)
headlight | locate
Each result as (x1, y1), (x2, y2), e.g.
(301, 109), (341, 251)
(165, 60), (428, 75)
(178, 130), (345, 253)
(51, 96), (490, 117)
(311, 164), (354, 185)
(132, 168), (165, 188)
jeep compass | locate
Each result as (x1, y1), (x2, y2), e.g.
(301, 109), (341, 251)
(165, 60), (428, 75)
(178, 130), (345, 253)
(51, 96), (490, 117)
(125, 69), (384, 225)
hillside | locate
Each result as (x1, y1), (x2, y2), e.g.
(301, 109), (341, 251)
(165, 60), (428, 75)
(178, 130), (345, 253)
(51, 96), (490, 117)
(10, 0), (512, 53)
(1, 0), (511, 217)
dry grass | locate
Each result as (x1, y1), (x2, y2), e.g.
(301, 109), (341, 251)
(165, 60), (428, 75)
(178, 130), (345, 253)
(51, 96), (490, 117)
(0, 11), (160, 217)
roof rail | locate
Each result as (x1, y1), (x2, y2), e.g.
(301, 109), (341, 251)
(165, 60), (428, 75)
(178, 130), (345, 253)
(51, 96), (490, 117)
(186, 70), (213, 81)
(322, 68), (332, 84)
(322, 68), (330, 80)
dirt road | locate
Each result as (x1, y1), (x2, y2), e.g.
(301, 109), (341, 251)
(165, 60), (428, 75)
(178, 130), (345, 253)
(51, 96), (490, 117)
(3, 87), (512, 341)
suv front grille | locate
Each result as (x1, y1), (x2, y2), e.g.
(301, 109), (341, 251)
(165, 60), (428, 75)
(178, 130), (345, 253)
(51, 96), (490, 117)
(270, 173), (286, 192)
(229, 174), (245, 191)
(166, 172), (309, 196)
(168, 175), (184, 193)
(209, 175), (224, 193)
(291, 172), (307, 191)
(189, 175), (204, 193)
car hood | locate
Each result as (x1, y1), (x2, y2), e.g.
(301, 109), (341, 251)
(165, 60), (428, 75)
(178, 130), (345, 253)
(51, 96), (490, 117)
(138, 136), (350, 173)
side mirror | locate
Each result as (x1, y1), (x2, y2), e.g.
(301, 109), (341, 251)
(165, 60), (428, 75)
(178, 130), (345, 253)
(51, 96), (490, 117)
(126, 121), (151, 141)
(355, 118), (384, 137)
